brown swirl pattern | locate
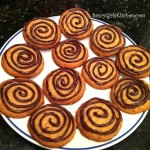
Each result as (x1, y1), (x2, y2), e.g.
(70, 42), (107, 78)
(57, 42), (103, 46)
(53, 39), (87, 63)
(44, 68), (84, 104)
(83, 57), (118, 87)
(78, 97), (122, 135)
(0, 78), (42, 114)
(28, 104), (75, 142)
(23, 18), (60, 49)
(116, 45), (150, 78)
(111, 78), (150, 109)
(90, 25), (125, 55)
(59, 8), (93, 38)
(2, 44), (43, 77)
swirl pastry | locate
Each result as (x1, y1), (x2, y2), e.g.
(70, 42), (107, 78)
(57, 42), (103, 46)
(28, 104), (76, 148)
(116, 45), (150, 78)
(23, 17), (61, 50)
(0, 78), (44, 118)
(76, 97), (122, 142)
(82, 57), (119, 89)
(111, 77), (150, 114)
(90, 25), (125, 57)
(1, 44), (44, 78)
(52, 39), (88, 69)
(59, 8), (93, 40)
(43, 68), (85, 105)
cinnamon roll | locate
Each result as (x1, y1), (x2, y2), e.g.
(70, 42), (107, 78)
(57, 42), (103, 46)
(43, 68), (86, 105)
(52, 39), (88, 69)
(59, 8), (93, 39)
(28, 104), (76, 148)
(82, 57), (119, 89)
(116, 45), (150, 78)
(0, 78), (44, 118)
(1, 44), (44, 78)
(76, 97), (122, 142)
(111, 77), (150, 114)
(90, 25), (125, 57)
(23, 17), (61, 50)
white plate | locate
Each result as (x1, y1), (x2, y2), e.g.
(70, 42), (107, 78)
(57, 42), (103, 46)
(0, 16), (149, 150)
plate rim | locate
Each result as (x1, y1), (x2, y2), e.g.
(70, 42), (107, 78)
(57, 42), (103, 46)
(0, 16), (149, 150)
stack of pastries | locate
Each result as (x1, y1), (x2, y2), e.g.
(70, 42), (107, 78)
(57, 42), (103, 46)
(0, 8), (150, 148)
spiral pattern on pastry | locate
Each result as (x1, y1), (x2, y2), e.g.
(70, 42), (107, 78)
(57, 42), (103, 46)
(52, 39), (88, 68)
(2, 44), (43, 77)
(54, 39), (87, 62)
(83, 57), (118, 87)
(77, 98), (122, 135)
(90, 25), (125, 56)
(59, 8), (93, 39)
(116, 45), (150, 78)
(0, 78), (43, 114)
(23, 18), (60, 49)
(28, 104), (76, 143)
(43, 68), (85, 104)
(112, 78), (150, 109)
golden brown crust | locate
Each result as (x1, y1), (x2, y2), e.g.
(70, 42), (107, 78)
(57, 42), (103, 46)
(111, 77), (150, 114)
(52, 39), (88, 69)
(43, 68), (86, 105)
(115, 45), (150, 78)
(90, 25), (125, 57)
(1, 44), (44, 78)
(0, 78), (44, 118)
(28, 104), (76, 148)
(76, 97), (123, 142)
(81, 57), (119, 89)
(59, 8), (93, 40)
(23, 17), (61, 50)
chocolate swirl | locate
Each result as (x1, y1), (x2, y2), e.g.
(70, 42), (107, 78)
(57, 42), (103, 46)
(44, 68), (84, 104)
(112, 78), (150, 109)
(59, 8), (93, 38)
(90, 25), (125, 55)
(83, 57), (118, 86)
(78, 98), (122, 135)
(29, 104), (75, 142)
(117, 45), (150, 77)
(23, 18), (60, 49)
(2, 44), (43, 77)
(53, 39), (87, 63)
(0, 78), (42, 114)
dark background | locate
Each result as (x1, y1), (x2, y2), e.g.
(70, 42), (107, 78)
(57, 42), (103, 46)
(0, 0), (150, 149)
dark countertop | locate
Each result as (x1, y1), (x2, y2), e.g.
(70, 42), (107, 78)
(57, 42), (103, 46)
(0, 0), (150, 150)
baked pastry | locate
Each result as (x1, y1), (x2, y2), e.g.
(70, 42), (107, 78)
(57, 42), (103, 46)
(52, 39), (88, 69)
(82, 57), (119, 89)
(43, 68), (85, 105)
(59, 8), (93, 40)
(90, 25), (125, 57)
(23, 17), (61, 50)
(28, 104), (76, 148)
(0, 78), (44, 118)
(1, 44), (44, 78)
(111, 77), (150, 114)
(116, 45), (150, 78)
(76, 97), (122, 142)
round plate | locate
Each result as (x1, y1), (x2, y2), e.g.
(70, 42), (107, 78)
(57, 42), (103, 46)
(0, 16), (149, 150)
